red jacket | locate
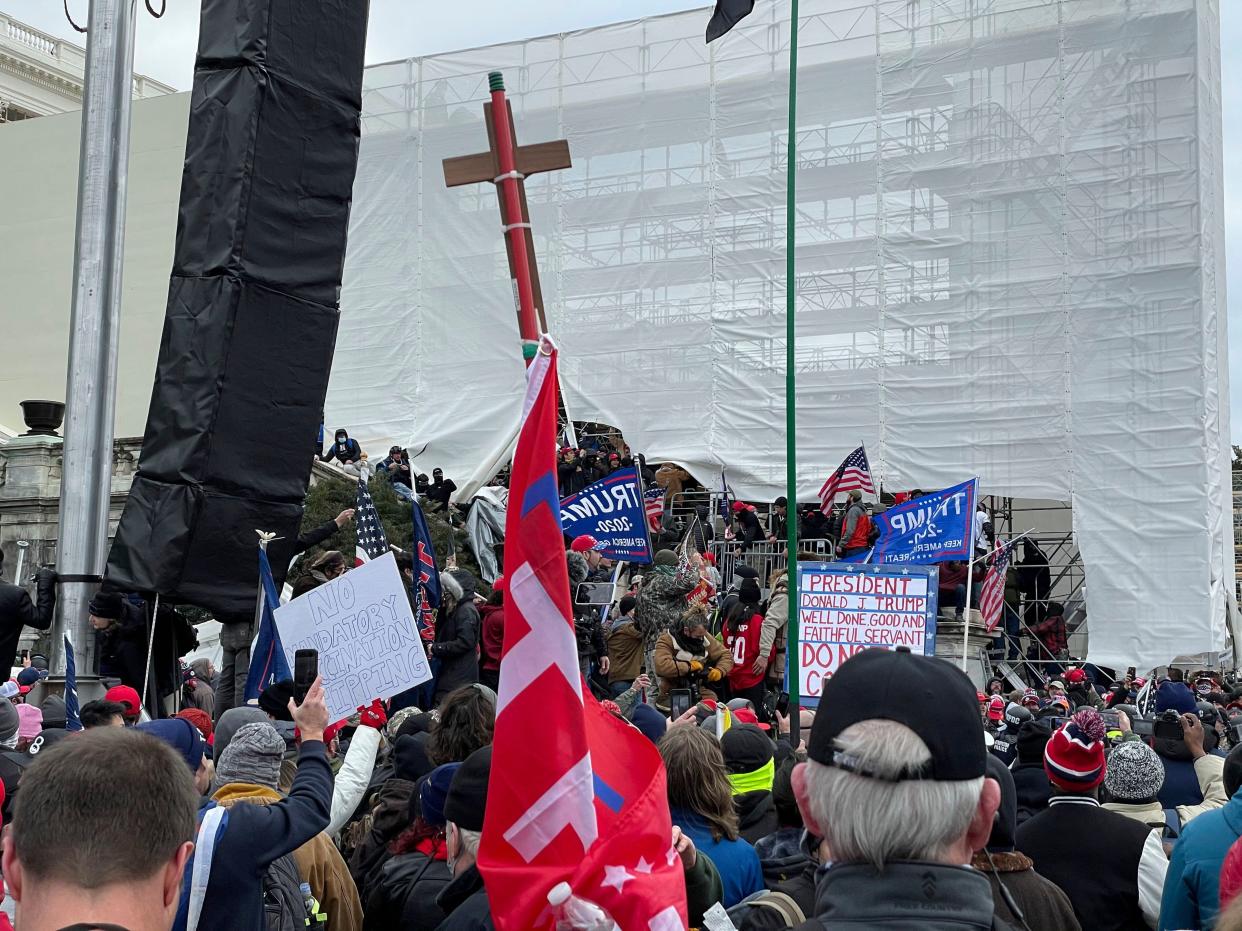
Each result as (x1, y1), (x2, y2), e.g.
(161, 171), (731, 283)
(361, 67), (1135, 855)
(724, 612), (772, 690)
(938, 562), (967, 590)
(480, 603), (505, 672)
(842, 505), (872, 550)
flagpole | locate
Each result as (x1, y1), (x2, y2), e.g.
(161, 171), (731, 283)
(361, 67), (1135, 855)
(959, 483), (978, 673)
(784, 0), (801, 748)
(960, 566), (975, 674)
(253, 533), (270, 645)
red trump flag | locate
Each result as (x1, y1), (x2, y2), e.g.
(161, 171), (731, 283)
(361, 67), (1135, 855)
(479, 337), (687, 930)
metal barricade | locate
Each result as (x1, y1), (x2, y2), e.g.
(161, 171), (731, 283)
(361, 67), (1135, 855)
(709, 538), (835, 591)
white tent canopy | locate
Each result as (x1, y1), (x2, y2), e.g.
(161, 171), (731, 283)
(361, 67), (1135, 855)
(331, 0), (1231, 672)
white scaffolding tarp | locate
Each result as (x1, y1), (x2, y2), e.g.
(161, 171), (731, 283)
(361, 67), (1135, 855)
(330, 0), (1231, 672)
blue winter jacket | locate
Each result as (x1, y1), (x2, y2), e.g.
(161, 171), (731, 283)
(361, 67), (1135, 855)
(1159, 787), (1242, 930)
(173, 740), (333, 931)
(670, 807), (764, 908)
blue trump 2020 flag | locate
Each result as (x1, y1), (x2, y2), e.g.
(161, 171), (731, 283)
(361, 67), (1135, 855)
(842, 478), (978, 565)
(559, 466), (653, 564)
(410, 498), (441, 633)
(245, 547), (292, 701)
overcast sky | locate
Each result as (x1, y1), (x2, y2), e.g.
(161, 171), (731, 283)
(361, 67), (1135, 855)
(9, 0), (1242, 441)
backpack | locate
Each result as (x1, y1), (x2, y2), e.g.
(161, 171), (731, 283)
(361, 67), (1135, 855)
(728, 890), (806, 931)
(263, 852), (314, 931)
(182, 802), (318, 931)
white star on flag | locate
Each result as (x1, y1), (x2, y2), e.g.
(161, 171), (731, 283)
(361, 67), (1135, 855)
(648, 908), (684, 931)
(601, 865), (634, 893)
(634, 856), (653, 874)
(665, 845), (678, 867)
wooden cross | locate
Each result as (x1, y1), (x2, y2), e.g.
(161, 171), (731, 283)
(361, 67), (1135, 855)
(442, 76), (571, 341)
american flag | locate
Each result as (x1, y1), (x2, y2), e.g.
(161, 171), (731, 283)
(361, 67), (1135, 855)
(980, 539), (1015, 633)
(818, 446), (876, 515)
(355, 476), (389, 565)
(644, 486), (666, 533)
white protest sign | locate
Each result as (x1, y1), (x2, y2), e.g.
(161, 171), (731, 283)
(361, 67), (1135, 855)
(275, 551), (431, 722)
(795, 563), (940, 705)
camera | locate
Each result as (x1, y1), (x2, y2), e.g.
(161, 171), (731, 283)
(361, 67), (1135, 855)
(1152, 709), (1184, 742)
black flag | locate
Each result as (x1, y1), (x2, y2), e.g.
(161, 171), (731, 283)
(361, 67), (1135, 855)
(706, 0), (756, 42)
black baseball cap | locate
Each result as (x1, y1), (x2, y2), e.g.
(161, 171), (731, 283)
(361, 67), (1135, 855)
(807, 649), (985, 781)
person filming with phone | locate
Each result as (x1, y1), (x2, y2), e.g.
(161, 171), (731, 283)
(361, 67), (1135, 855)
(653, 605), (733, 712)
(171, 674), (339, 931)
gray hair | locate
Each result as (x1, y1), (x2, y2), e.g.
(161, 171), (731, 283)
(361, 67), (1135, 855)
(449, 823), (481, 860)
(802, 719), (983, 868)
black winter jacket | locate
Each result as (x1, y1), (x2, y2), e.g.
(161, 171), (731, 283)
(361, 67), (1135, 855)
(348, 777), (417, 901)
(322, 434), (362, 464)
(1011, 763), (1052, 825)
(363, 846), (452, 931)
(435, 863), (494, 930)
(0, 571), (54, 674)
(432, 572), (480, 701)
(735, 790), (779, 845)
(96, 600), (149, 690)
(792, 861), (1017, 930)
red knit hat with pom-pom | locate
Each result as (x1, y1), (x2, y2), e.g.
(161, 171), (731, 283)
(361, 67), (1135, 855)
(1044, 708), (1108, 791)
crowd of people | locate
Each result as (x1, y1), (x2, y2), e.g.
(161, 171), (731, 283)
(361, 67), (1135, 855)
(6, 623), (1242, 930)
(0, 426), (1235, 930)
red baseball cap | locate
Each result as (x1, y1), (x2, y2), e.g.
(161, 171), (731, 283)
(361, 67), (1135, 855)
(986, 696), (1005, 722)
(105, 685), (142, 717)
(570, 535), (601, 553)
(323, 720), (346, 744)
(491, 574), (506, 593)
(1065, 668), (1087, 685)
(732, 707), (770, 731)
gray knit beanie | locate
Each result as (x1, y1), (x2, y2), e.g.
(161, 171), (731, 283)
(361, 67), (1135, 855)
(215, 721), (285, 789)
(0, 701), (18, 743)
(1104, 740), (1165, 802)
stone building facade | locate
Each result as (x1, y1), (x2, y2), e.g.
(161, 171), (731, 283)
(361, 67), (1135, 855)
(0, 10), (173, 122)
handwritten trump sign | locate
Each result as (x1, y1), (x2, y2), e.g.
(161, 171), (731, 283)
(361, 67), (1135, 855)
(795, 563), (939, 705)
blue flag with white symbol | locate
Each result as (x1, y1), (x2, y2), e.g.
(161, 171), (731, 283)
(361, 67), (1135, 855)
(244, 547), (292, 701)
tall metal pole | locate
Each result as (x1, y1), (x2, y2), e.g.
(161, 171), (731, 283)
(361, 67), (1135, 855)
(785, 0), (801, 749)
(51, 0), (138, 677)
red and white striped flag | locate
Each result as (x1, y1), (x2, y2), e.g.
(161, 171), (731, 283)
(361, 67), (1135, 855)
(818, 446), (875, 515)
(644, 486), (666, 533)
(480, 336), (687, 931)
(979, 539), (1015, 633)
